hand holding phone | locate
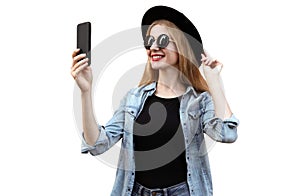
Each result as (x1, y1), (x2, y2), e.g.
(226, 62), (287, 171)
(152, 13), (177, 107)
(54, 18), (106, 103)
(77, 22), (91, 65)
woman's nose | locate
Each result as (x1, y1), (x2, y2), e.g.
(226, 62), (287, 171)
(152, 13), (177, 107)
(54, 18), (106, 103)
(150, 40), (160, 50)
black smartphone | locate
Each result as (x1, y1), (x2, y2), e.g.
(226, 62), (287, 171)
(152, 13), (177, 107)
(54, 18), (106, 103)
(77, 22), (91, 65)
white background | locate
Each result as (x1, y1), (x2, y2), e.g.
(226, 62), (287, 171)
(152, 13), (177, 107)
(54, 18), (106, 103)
(1, 0), (300, 195)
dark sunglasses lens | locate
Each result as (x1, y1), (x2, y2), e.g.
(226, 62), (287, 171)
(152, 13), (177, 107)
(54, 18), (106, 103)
(157, 34), (169, 48)
(144, 35), (155, 50)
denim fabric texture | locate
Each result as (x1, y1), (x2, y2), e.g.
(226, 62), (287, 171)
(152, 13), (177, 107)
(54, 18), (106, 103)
(81, 81), (239, 196)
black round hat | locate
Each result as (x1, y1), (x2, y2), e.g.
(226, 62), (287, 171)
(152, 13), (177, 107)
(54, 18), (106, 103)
(141, 5), (204, 66)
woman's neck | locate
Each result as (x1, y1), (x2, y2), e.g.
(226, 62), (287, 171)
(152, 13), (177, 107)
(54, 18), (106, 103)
(156, 66), (186, 98)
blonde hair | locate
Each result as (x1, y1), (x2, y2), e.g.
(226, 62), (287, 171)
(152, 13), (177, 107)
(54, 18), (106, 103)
(138, 20), (209, 93)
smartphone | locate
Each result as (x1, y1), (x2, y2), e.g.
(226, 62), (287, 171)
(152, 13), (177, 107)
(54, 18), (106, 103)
(77, 22), (91, 65)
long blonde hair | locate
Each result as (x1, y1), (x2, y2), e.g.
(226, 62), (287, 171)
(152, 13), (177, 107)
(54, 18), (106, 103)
(138, 20), (209, 93)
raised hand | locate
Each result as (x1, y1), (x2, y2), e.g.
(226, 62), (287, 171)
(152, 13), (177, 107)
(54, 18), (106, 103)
(71, 49), (93, 92)
(201, 52), (223, 79)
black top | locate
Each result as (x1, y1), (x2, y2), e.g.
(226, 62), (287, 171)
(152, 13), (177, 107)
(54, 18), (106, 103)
(133, 94), (187, 188)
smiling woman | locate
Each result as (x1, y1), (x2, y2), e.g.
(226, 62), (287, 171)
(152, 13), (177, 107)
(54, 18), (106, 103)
(139, 19), (209, 96)
(72, 5), (239, 196)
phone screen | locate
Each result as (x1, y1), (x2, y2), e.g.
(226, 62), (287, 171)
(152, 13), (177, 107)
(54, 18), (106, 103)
(77, 22), (91, 65)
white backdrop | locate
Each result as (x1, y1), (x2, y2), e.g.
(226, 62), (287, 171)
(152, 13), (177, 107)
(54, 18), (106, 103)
(1, 0), (300, 195)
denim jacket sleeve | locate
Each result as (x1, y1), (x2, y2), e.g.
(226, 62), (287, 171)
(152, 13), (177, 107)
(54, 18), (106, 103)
(81, 90), (130, 155)
(201, 92), (239, 143)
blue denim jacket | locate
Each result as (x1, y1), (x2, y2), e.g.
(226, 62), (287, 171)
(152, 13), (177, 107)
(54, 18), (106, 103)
(81, 81), (239, 196)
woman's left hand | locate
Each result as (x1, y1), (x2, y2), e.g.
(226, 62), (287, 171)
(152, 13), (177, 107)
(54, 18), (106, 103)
(201, 52), (232, 119)
(201, 52), (223, 79)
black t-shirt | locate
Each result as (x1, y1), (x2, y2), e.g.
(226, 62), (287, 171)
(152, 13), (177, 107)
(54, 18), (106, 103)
(133, 94), (187, 188)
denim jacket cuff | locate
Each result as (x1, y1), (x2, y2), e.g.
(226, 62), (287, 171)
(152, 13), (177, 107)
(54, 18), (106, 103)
(223, 113), (240, 128)
(81, 125), (106, 154)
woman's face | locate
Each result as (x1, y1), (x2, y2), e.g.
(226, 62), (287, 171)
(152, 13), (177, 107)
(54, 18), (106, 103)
(146, 24), (179, 70)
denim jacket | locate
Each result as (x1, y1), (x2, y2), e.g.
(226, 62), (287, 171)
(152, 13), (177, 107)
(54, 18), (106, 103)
(81, 81), (239, 196)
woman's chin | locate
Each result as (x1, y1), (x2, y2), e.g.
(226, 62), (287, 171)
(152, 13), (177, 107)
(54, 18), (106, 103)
(151, 62), (169, 70)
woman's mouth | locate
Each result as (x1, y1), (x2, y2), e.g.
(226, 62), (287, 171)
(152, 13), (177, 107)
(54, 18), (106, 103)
(151, 55), (164, 61)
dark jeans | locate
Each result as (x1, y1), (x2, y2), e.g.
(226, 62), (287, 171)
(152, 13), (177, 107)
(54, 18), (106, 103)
(131, 181), (190, 196)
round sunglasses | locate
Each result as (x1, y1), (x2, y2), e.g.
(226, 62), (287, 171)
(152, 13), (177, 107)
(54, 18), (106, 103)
(144, 34), (175, 50)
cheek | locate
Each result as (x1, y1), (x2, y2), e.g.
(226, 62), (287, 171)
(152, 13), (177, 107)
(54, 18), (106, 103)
(164, 45), (178, 64)
(146, 50), (151, 57)
(173, 52), (179, 61)
(167, 51), (179, 63)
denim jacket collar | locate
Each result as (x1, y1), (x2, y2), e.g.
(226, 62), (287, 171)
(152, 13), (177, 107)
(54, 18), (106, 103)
(142, 81), (198, 97)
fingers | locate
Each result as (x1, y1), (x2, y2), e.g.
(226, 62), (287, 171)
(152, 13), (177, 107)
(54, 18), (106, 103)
(71, 49), (91, 80)
(72, 57), (89, 72)
(73, 53), (87, 63)
(71, 49), (86, 68)
(72, 48), (80, 58)
(71, 62), (89, 79)
(218, 63), (224, 73)
(71, 48), (88, 78)
(201, 53), (222, 69)
(201, 53), (210, 65)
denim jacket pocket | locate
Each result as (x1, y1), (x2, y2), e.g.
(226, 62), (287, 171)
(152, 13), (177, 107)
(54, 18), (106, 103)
(123, 106), (137, 148)
(188, 110), (202, 138)
(188, 110), (201, 120)
(125, 106), (138, 119)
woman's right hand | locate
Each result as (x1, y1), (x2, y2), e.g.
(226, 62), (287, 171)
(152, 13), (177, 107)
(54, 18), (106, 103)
(71, 49), (93, 93)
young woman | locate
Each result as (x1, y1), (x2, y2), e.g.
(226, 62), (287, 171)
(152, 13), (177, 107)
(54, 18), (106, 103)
(71, 5), (239, 196)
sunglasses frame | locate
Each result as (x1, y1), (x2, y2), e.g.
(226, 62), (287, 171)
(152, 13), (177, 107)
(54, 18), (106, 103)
(144, 34), (174, 50)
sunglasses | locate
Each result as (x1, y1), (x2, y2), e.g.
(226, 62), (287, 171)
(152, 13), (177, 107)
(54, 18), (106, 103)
(144, 34), (175, 50)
